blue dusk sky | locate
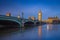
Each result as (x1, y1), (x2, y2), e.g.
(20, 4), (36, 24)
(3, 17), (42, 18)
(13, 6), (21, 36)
(0, 0), (60, 20)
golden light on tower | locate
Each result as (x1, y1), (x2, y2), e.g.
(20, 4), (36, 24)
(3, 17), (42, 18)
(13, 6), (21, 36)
(38, 10), (42, 21)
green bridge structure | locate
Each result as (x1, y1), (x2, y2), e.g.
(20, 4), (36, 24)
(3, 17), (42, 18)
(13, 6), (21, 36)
(0, 15), (60, 28)
(0, 15), (43, 27)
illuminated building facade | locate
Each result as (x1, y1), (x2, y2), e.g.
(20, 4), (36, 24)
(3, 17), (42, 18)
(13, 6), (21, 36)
(31, 16), (35, 21)
(6, 12), (11, 16)
(47, 16), (59, 23)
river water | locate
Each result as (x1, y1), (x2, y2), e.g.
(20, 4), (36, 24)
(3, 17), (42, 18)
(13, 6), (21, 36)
(0, 24), (60, 40)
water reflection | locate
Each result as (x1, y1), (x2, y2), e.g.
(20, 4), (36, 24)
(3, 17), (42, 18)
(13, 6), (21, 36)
(47, 24), (59, 31)
(47, 24), (52, 31)
(0, 27), (20, 36)
(20, 27), (25, 32)
(52, 24), (58, 31)
(38, 25), (42, 37)
(0, 24), (60, 40)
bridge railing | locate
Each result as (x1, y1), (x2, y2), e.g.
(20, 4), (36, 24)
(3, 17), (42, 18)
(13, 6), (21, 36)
(0, 16), (20, 20)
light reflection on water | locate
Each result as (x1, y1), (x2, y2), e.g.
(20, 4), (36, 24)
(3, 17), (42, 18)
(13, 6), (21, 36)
(46, 24), (59, 31)
(0, 24), (60, 40)
(38, 25), (42, 37)
(47, 24), (52, 31)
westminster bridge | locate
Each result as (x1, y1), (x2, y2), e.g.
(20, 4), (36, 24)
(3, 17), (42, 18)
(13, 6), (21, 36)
(0, 15), (60, 28)
(0, 15), (46, 28)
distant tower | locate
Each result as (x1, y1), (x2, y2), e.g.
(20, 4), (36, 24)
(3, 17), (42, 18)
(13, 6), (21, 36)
(38, 10), (42, 21)
(22, 12), (24, 20)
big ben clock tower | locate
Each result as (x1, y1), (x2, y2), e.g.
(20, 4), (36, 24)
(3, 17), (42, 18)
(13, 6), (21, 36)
(38, 10), (42, 21)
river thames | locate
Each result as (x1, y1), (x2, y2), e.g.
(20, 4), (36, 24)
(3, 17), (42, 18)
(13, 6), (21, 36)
(0, 24), (60, 40)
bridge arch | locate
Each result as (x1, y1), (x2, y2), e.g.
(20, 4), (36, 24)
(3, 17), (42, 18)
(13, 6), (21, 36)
(0, 19), (21, 27)
(24, 21), (34, 26)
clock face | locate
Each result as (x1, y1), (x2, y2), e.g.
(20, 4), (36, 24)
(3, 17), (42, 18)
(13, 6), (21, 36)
(39, 13), (41, 15)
